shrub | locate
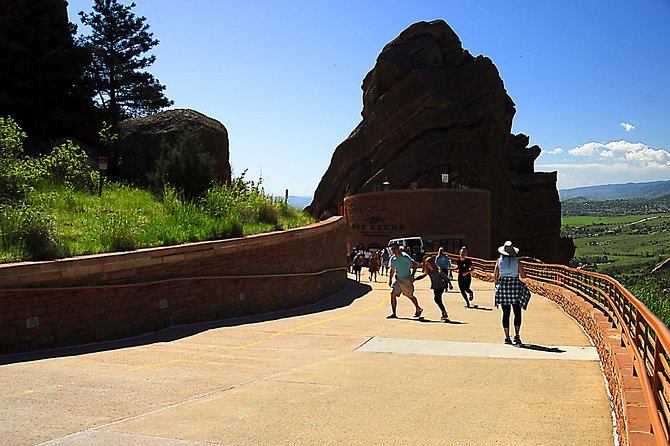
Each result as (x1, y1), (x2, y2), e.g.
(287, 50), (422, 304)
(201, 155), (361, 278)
(0, 116), (25, 162)
(23, 221), (64, 261)
(148, 132), (217, 200)
(40, 140), (99, 191)
(0, 116), (28, 202)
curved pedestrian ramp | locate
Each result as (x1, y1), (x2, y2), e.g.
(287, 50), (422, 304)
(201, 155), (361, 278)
(0, 277), (615, 445)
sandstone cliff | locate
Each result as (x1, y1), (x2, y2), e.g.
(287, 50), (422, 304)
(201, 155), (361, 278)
(307, 20), (574, 263)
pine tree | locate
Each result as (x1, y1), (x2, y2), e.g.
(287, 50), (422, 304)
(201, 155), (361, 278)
(79, 0), (173, 124)
(0, 0), (95, 150)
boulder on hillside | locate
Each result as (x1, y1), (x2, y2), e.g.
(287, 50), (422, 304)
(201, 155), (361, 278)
(307, 20), (574, 264)
(113, 108), (231, 185)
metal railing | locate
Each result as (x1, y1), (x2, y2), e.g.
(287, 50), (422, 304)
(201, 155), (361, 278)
(459, 254), (670, 444)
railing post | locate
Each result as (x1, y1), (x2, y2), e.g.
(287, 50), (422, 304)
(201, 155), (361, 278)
(652, 335), (662, 406)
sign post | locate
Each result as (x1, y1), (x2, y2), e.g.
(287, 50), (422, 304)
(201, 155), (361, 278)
(98, 156), (108, 197)
(441, 173), (449, 188)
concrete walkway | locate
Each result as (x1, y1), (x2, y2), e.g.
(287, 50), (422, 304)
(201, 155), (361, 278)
(0, 275), (615, 445)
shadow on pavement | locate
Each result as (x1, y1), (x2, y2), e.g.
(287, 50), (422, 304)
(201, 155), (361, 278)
(517, 343), (566, 353)
(465, 304), (493, 311)
(418, 318), (466, 325)
(0, 279), (371, 366)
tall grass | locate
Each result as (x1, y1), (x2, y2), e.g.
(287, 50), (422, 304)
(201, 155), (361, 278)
(0, 181), (314, 262)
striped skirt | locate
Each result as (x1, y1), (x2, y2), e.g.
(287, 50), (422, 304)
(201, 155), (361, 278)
(494, 276), (531, 309)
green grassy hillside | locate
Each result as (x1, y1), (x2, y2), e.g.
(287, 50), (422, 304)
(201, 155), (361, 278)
(562, 210), (670, 326)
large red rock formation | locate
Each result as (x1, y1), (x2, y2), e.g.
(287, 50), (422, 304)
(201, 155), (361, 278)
(307, 20), (574, 264)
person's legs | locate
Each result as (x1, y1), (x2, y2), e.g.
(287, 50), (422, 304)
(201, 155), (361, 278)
(388, 292), (398, 318)
(399, 280), (422, 316)
(463, 275), (474, 301)
(501, 304), (512, 342)
(458, 275), (470, 306)
(433, 288), (447, 318)
(407, 294), (423, 316)
(512, 303), (523, 343)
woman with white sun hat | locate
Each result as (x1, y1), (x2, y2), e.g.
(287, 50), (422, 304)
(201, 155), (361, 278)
(493, 241), (532, 345)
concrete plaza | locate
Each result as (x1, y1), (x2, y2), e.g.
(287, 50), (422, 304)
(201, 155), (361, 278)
(0, 275), (614, 445)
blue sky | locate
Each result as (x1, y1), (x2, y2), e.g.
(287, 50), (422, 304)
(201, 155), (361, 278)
(66, 0), (670, 196)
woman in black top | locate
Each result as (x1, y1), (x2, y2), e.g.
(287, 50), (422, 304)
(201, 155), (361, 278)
(416, 256), (450, 321)
(453, 247), (475, 307)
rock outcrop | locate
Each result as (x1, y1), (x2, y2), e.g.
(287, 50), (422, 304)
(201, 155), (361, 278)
(307, 20), (574, 264)
(114, 108), (231, 185)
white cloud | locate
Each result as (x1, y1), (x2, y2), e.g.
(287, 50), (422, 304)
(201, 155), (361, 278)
(568, 142), (602, 157)
(539, 140), (670, 189)
(544, 147), (563, 155)
(567, 140), (670, 168)
(620, 122), (635, 132)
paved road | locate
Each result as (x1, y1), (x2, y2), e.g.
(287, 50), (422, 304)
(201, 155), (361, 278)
(0, 275), (614, 445)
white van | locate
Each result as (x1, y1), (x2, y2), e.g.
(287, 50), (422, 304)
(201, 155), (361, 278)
(387, 236), (424, 261)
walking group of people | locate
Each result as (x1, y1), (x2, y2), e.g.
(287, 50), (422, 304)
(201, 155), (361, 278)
(382, 240), (531, 345)
(349, 246), (392, 282)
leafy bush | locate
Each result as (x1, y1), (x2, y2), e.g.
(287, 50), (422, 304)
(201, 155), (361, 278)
(1, 117), (99, 198)
(148, 132), (217, 200)
(40, 140), (99, 191)
(0, 116), (28, 202)
(0, 116), (25, 161)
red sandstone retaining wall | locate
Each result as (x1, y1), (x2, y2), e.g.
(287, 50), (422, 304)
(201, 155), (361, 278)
(0, 217), (348, 354)
(344, 189), (491, 259)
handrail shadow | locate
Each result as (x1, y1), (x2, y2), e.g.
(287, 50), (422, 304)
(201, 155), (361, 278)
(0, 279), (371, 366)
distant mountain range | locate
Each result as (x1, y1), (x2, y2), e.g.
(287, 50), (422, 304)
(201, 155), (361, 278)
(559, 180), (670, 201)
(282, 182), (670, 207)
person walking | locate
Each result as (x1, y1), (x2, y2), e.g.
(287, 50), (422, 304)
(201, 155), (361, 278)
(435, 247), (453, 290)
(416, 256), (450, 321)
(453, 247), (475, 307)
(494, 241), (531, 345)
(380, 247), (390, 276)
(387, 242), (423, 319)
(352, 252), (364, 282)
(348, 247), (357, 273)
(368, 251), (380, 282)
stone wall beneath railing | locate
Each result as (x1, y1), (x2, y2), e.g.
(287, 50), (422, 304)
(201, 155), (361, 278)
(526, 280), (654, 446)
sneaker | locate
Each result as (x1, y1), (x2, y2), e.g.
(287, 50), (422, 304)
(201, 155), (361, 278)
(468, 291), (474, 301)
(386, 314), (397, 319)
(441, 312), (449, 320)
(504, 337), (513, 345)
(414, 308), (423, 318)
(513, 335), (522, 345)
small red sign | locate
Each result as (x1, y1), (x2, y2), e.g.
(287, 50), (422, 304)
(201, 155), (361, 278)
(98, 156), (108, 171)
